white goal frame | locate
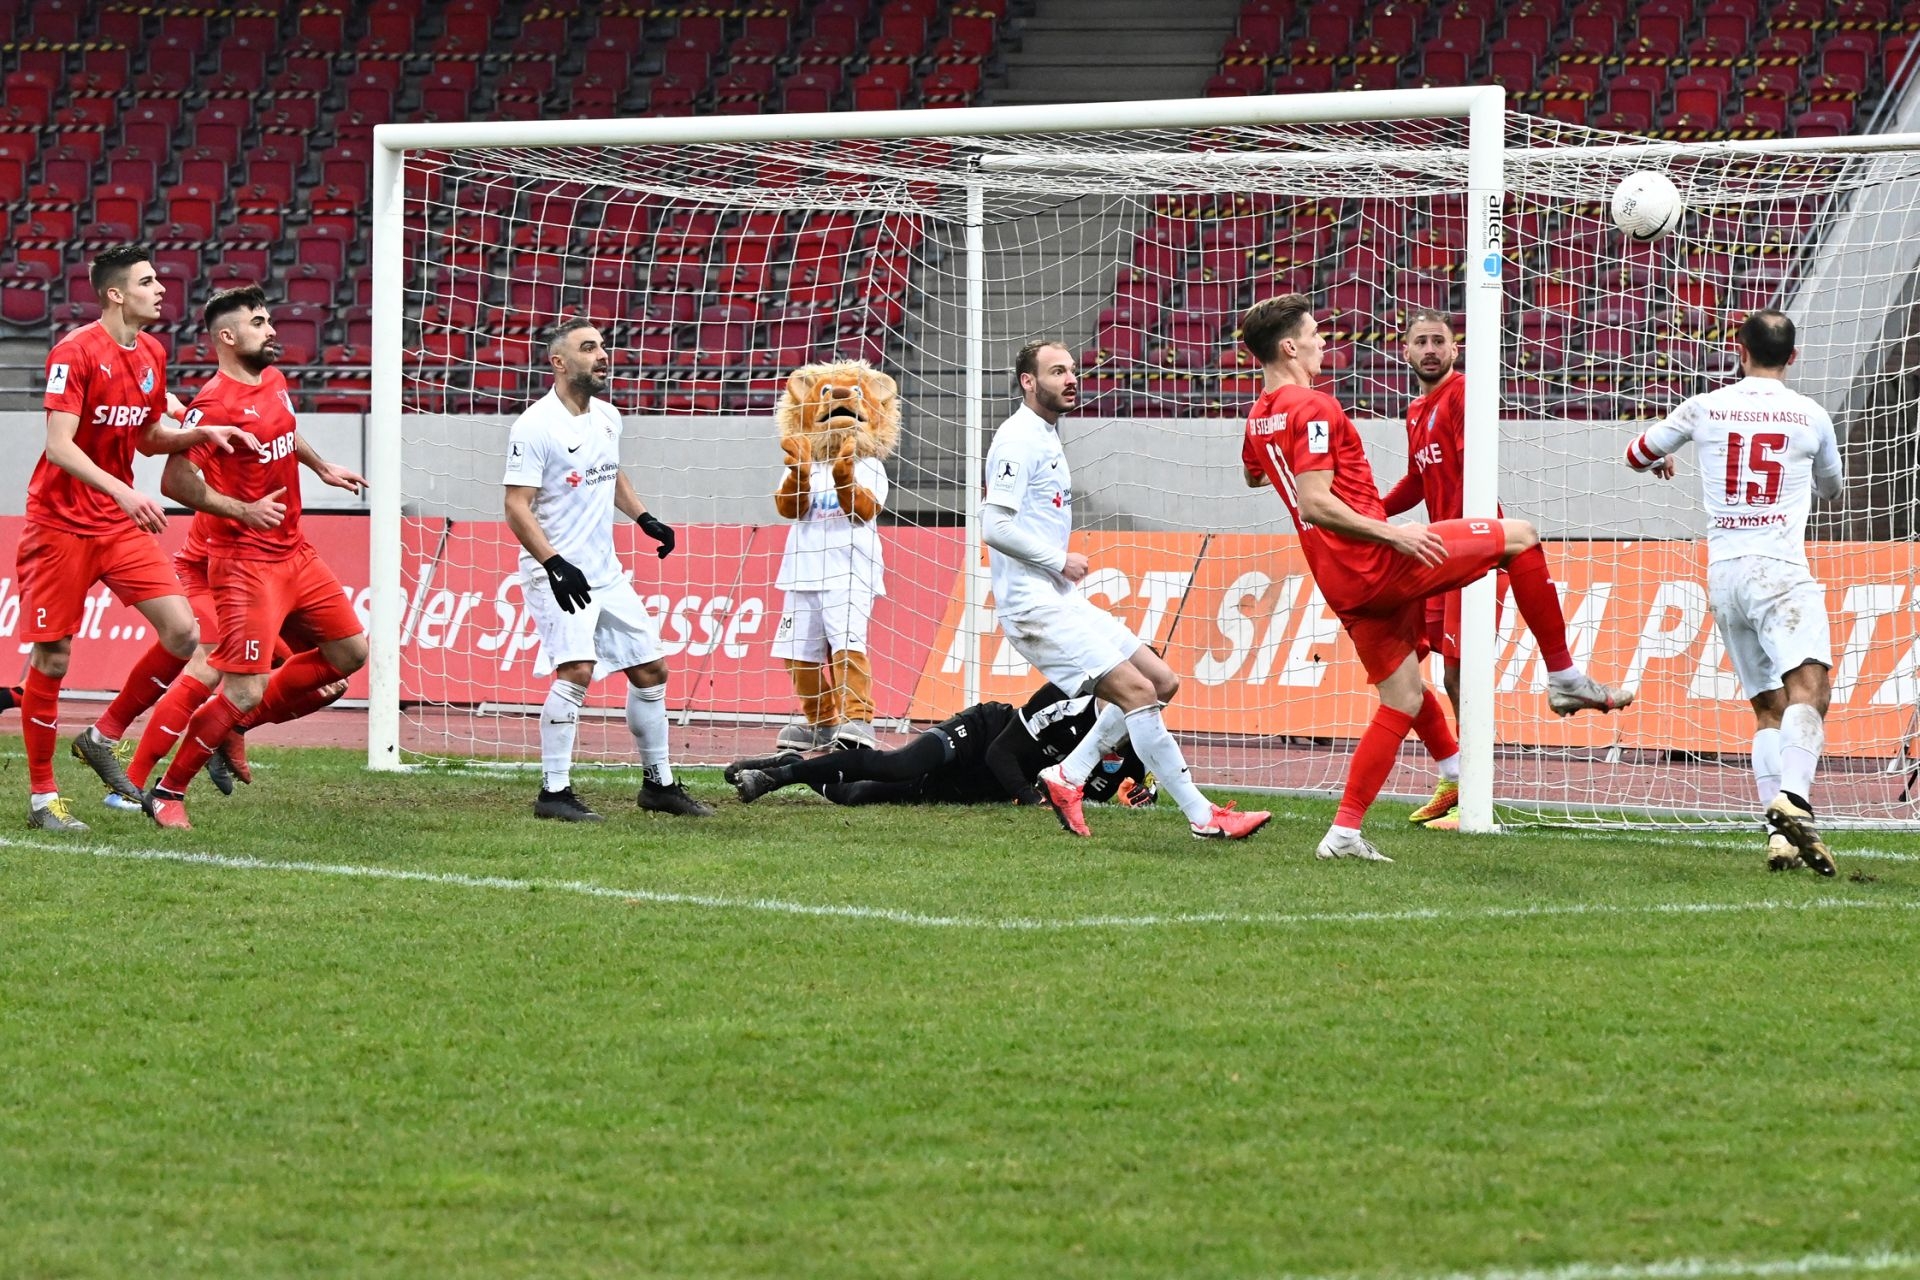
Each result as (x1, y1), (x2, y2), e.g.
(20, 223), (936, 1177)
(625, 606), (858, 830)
(365, 89), (1512, 828)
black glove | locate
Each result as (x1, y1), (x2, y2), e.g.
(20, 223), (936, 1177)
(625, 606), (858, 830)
(635, 511), (676, 558)
(542, 554), (592, 614)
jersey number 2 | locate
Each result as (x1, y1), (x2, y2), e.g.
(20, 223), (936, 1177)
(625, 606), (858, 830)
(1724, 432), (1787, 506)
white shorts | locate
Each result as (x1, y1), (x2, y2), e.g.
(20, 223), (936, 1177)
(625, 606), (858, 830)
(1707, 556), (1832, 698)
(771, 586), (875, 662)
(998, 594), (1143, 697)
(524, 572), (663, 679)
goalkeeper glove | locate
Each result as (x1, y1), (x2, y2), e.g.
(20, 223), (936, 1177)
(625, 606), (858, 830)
(635, 511), (676, 558)
(1112, 774), (1158, 808)
(542, 554), (593, 614)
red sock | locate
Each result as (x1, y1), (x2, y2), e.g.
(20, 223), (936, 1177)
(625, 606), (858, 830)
(1336, 704), (1416, 828)
(158, 692), (247, 795)
(1410, 687), (1458, 764)
(95, 642), (188, 741)
(21, 666), (62, 794)
(240, 650), (346, 729)
(1507, 543), (1574, 673)
(129, 675), (215, 790)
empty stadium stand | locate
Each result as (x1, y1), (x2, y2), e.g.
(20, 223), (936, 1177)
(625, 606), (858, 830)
(0, 0), (1913, 420)
(0, 0), (1018, 408)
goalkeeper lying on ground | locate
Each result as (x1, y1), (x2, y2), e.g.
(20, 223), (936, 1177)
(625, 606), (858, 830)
(726, 683), (1155, 808)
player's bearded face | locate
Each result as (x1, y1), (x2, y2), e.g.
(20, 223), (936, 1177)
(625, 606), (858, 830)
(1026, 348), (1078, 416)
(1404, 323), (1457, 384)
(563, 335), (610, 395)
(234, 311), (281, 372)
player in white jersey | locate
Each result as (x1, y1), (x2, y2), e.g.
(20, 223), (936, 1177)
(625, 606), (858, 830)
(502, 319), (711, 821)
(1626, 308), (1841, 875)
(981, 338), (1270, 841)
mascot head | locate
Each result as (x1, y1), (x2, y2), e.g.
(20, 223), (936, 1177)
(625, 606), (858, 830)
(773, 359), (901, 461)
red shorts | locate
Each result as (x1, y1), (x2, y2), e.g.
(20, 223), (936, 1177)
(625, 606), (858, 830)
(208, 542), (361, 674)
(16, 523), (181, 643)
(179, 548), (326, 654)
(174, 548), (220, 641)
(1426, 570), (1512, 662)
(1338, 519), (1506, 684)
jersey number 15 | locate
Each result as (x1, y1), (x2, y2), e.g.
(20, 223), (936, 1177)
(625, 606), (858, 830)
(1724, 431), (1787, 506)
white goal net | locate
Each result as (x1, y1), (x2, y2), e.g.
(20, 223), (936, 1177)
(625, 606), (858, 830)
(368, 95), (1920, 829)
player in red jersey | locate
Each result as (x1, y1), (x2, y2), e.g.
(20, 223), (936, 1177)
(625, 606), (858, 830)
(140, 285), (369, 830)
(118, 464), (354, 808)
(21, 246), (261, 831)
(1378, 309), (1632, 828)
(1239, 293), (1563, 862)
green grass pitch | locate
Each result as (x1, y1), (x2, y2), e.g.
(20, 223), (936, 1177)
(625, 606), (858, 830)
(2, 745), (1916, 1280)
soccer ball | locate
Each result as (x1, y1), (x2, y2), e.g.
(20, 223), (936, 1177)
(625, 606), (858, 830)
(1610, 171), (1685, 243)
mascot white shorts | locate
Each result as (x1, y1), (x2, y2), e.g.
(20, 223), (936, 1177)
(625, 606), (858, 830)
(772, 586), (875, 662)
(997, 595), (1143, 698)
(523, 570), (664, 679)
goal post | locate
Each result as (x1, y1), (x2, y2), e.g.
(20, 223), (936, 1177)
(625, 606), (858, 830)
(365, 87), (1512, 820)
(363, 93), (1920, 831)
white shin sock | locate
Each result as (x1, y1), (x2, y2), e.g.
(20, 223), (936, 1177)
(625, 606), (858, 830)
(628, 682), (673, 786)
(1778, 703), (1824, 802)
(540, 680), (588, 793)
(1058, 703), (1130, 787)
(1124, 704), (1212, 824)
(1751, 726), (1783, 805)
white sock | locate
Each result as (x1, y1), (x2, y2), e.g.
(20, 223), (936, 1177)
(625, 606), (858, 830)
(1435, 752), (1461, 783)
(540, 680), (587, 793)
(1124, 704), (1212, 824)
(30, 791), (57, 811)
(1546, 666), (1585, 690)
(628, 682), (673, 786)
(1779, 703), (1824, 802)
(1751, 727), (1783, 805)
(1328, 824), (1361, 841)
(1058, 704), (1129, 787)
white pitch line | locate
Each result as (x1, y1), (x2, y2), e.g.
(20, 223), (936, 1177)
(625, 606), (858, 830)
(1273, 1249), (1920, 1280)
(6, 836), (1917, 933)
(1521, 828), (1920, 863)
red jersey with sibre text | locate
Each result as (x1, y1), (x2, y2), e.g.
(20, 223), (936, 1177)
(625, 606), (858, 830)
(184, 367), (305, 560)
(1241, 382), (1398, 612)
(32, 321), (170, 535)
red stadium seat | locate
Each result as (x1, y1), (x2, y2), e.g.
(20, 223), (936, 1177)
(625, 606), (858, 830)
(0, 284), (51, 329)
(1485, 41), (1537, 85)
(921, 65), (983, 107)
(96, 10), (145, 45)
(27, 1), (81, 42)
(1, 72), (54, 126)
(1433, 11), (1487, 46)
(1418, 43), (1473, 85)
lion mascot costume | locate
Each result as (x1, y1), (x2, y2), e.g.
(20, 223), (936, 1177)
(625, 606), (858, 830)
(769, 360), (901, 751)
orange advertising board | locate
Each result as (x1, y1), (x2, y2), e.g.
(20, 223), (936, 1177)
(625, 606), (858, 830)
(912, 536), (1920, 758)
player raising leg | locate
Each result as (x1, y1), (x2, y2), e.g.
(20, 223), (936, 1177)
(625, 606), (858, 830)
(1240, 294), (1572, 863)
(1380, 309), (1633, 829)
